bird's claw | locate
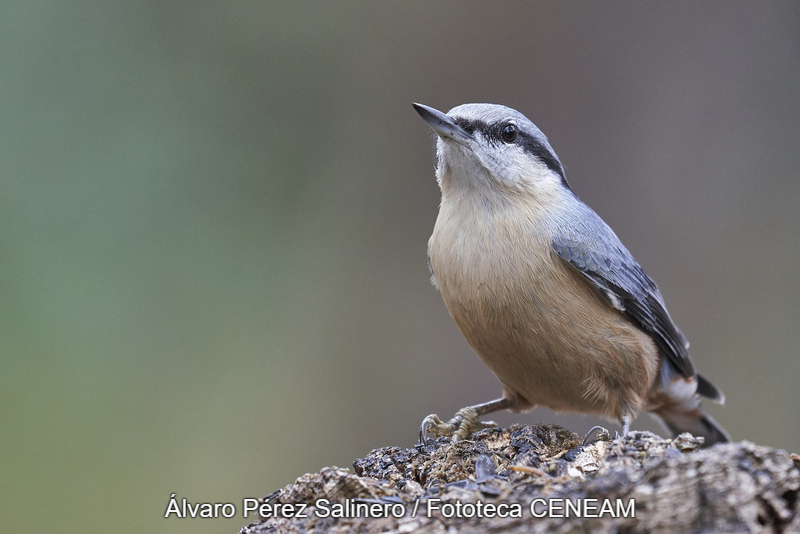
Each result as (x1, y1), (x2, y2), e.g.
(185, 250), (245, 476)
(419, 407), (497, 444)
(419, 414), (445, 444)
(582, 425), (610, 445)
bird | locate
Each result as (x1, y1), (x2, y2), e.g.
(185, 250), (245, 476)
(413, 102), (729, 447)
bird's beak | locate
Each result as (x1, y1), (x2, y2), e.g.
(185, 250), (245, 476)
(413, 103), (472, 144)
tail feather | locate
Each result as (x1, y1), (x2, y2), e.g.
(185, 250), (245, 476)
(655, 408), (730, 447)
(656, 362), (729, 446)
(696, 373), (725, 404)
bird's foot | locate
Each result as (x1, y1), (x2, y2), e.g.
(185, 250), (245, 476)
(419, 407), (498, 444)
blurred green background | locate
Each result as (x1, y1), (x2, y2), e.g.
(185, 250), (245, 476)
(2, 1), (798, 532)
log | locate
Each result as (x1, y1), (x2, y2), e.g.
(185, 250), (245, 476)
(239, 424), (800, 533)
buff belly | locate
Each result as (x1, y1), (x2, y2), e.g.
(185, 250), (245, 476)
(429, 218), (659, 421)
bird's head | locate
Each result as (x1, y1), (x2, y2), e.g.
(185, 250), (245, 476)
(413, 103), (568, 199)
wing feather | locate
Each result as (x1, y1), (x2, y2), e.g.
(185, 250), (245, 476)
(551, 200), (695, 379)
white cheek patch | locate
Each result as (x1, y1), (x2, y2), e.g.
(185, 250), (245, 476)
(436, 140), (487, 185)
(479, 142), (562, 195)
(436, 133), (562, 199)
(479, 143), (527, 180)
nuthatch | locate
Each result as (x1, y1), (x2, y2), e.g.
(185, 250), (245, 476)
(414, 102), (728, 446)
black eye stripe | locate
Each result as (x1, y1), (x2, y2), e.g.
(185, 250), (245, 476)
(517, 131), (566, 183)
(453, 118), (516, 145)
(451, 116), (568, 187)
(452, 117), (478, 135)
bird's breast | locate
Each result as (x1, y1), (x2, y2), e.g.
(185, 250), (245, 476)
(428, 195), (557, 314)
(427, 195), (658, 418)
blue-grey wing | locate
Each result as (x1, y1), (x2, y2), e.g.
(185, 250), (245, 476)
(550, 201), (695, 379)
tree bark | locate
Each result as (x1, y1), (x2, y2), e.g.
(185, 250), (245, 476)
(240, 425), (800, 533)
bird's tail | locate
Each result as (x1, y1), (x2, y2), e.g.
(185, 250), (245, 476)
(653, 370), (730, 447)
(654, 406), (730, 447)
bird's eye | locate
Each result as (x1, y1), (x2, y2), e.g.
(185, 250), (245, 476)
(500, 124), (518, 143)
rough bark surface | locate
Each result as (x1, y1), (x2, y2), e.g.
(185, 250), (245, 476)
(240, 425), (800, 533)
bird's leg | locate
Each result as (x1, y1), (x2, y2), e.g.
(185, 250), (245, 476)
(613, 415), (633, 440)
(621, 414), (631, 436)
(419, 397), (514, 444)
